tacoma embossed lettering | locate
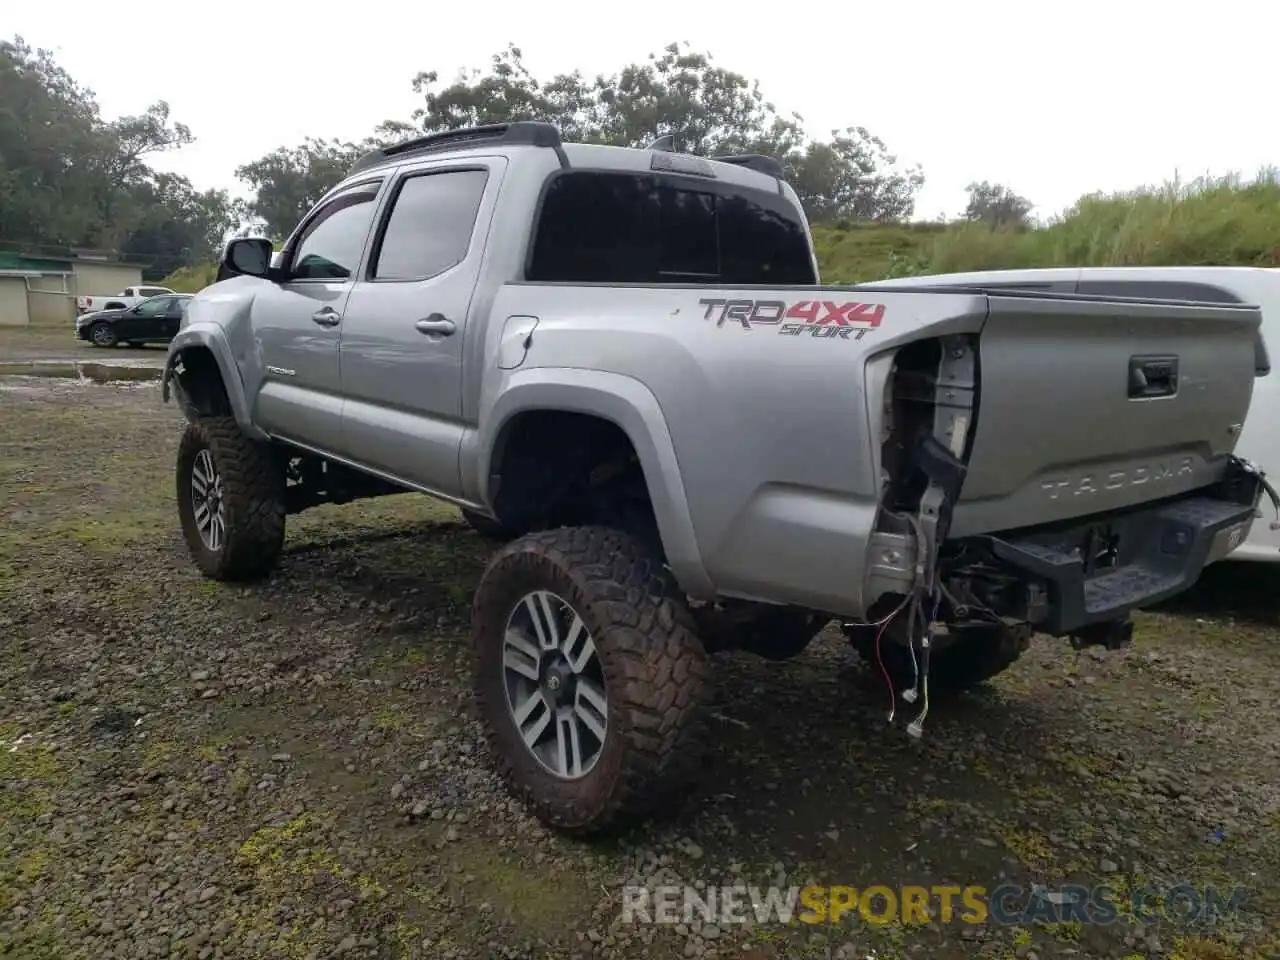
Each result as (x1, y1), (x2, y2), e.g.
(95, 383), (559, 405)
(1040, 458), (1195, 500)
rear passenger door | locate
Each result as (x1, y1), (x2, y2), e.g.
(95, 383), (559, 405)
(338, 157), (503, 495)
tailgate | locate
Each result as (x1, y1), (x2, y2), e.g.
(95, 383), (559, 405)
(950, 292), (1262, 536)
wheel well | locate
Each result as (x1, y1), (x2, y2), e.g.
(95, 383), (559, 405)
(489, 410), (661, 550)
(171, 347), (232, 418)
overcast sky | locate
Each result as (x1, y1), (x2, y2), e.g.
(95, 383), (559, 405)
(12, 0), (1279, 222)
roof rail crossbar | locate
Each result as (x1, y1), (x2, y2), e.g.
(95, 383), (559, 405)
(349, 121), (562, 175)
(710, 154), (786, 179)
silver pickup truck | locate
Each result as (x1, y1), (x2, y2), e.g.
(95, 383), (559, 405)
(162, 122), (1267, 834)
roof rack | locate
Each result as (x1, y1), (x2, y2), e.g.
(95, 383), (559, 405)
(710, 154), (786, 179)
(348, 121), (562, 175)
(645, 134), (785, 180)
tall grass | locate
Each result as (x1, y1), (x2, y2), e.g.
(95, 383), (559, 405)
(820, 169), (1280, 282)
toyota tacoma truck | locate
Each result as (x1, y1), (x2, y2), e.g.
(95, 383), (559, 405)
(160, 121), (1268, 835)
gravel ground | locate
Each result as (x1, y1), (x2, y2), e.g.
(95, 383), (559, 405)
(1, 378), (1277, 960)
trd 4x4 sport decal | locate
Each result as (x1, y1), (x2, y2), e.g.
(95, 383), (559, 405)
(697, 298), (885, 340)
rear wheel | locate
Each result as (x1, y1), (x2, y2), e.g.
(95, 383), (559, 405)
(846, 619), (1031, 696)
(471, 526), (711, 834)
(176, 417), (286, 581)
(89, 323), (117, 347)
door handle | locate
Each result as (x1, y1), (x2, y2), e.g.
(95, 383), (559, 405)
(1128, 355), (1179, 398)
(415, 314), (456, 337)
(311, 307), (341, 327)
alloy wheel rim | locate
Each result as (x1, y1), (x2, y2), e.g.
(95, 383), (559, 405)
(190, 448), (226, 552)
(502, 589), (608, 780)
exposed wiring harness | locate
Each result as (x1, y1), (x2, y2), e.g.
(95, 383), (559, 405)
(890, 510), (944, 738)
(849, 589), (915, 724)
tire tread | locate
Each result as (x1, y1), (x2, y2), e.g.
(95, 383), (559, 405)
(177, 417), (285, 581)
(471, 525), (711, 835)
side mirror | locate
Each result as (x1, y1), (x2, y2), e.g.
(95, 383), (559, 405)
(220, 237), (273, 279)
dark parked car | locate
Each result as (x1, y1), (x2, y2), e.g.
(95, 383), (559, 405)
(76, 294), (193, 347)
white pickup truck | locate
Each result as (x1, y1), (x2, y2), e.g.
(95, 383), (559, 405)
(77, 284), (175, 315)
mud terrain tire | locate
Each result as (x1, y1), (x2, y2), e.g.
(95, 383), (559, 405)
(176, 417), (285, 581)
(471, 526), (711, 835)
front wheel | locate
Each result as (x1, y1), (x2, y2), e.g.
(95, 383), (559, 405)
(176, 417), (286, 581)
(89, 323), (117, 347)
(471, 526), (711, 834)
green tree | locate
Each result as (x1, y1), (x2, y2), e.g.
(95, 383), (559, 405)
(234, 138), (375, 240)
(238, 42), (925, 230)
(396, 43), (922, 223)
(963, 180), (1033, 229)
(92, 101), (195, 247)
(790, 128), (923, 224)
(0, 36), (227, 276)
(0, 36), (105, 246)
(121, 174), (237, 278)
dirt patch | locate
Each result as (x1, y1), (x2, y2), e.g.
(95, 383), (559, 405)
(0, 382), (1276, 960)
(0, 326), (164, 363)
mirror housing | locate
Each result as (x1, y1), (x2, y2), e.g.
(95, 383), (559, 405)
(218, 237), (274, 281)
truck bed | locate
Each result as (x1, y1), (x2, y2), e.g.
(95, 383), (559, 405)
(489, 281), (1262, 621)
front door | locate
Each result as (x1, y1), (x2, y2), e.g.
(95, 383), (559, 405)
(120, 296), (172, 341)
(338, 158), (502, 495)
(252, 177), (386, 450)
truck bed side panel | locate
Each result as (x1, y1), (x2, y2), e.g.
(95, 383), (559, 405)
(480, 284), (987, 614)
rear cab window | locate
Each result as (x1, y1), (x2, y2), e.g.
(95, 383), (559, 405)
(526, 171), (816, 285)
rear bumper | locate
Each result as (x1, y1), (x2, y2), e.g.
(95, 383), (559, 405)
(971, 463), (1263, 635)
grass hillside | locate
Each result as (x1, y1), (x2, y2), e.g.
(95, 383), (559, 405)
(160, 261), (221, 293)
(818, 170), (1280, 283)
(165, 172), (1280, 292)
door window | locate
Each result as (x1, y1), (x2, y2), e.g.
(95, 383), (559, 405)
(370, 169), (489, 281)
(135, 297), (172, 317)
(288, 182), (382, 281)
